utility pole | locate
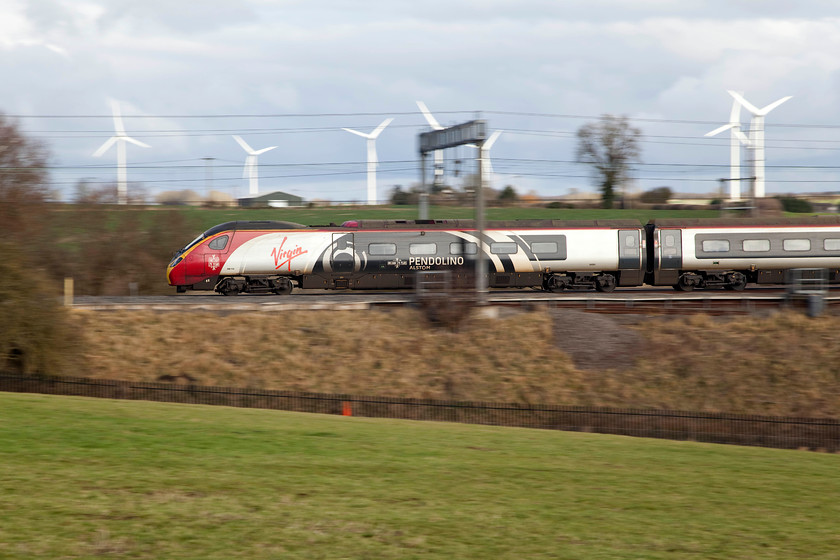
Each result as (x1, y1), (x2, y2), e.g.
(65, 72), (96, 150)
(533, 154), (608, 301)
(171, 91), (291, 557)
(476, 138), (487, 304)
(419, 152), (429, 220)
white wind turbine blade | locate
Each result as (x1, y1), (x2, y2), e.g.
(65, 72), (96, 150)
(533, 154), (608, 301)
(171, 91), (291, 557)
(705, 123), (735, 137)
(484, 130), (502, 150)
(341, 127), (371, 139)
(370, 118), (393, 139)
(110, 100), (126, 136)
(728, 91), (793, 116)
(731, 128), (750, 144)
(729, 93), (743, 123)
(416, 101), (443, 130)
(124, 136), (151, 149)
(233, 135), (255, 154)
(758, 95), (793, 115)
(253, 146), (277, 156)
(93, 136), (118, 157)
(728, 90), (760, 115)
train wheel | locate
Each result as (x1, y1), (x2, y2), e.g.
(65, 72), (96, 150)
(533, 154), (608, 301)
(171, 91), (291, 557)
(221, 286), (240, 296)
(543, 274), (567, 293)
(273, 279), (293, 295)
(595, 274), (616, 293)
(676, 274), (696, 292)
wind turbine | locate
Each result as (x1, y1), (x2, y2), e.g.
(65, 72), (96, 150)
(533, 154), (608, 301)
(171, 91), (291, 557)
(233, 135), (277, 196)
(92, 100), (150, 205)
(727, 90), (792, 199)
(705, 92), (750, 201)
(342, 118), (393, 205)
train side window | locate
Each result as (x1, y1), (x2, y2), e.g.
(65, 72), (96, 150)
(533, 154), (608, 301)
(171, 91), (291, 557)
(409, 243), (437, 255)
(450, 242), (477, 255)
(530, 242), (558, 254)
(783, 239), (810, 251)
(702, 239), (730, 252)
(824, 239), (840, 251)
(368, 243), (396, 256)
(491, 242), (517, 255)
(208, 235), (229, 250)
(742, 239), (770, 252)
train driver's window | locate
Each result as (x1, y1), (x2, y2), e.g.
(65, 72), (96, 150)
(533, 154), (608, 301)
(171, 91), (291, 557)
(742, 239), (770, 252)
(783, 239), (811, 251)
(702, 239), (730, 252)
(208, 235), (229, 250)
(409, 243), (436, 255)
(450, 242), (477, 255)
(824, 239), (840, 251)
(368, 243), (397, 255)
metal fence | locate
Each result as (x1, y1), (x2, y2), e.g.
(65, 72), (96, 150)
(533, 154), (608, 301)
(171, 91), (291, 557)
(2, 373), (838, 452)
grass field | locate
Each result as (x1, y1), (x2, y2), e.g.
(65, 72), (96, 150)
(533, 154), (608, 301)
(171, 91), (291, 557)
(2, 393), (838, 559)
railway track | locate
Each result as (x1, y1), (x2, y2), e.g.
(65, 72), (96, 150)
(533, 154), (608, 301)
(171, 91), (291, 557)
(69, 288), (838, 315)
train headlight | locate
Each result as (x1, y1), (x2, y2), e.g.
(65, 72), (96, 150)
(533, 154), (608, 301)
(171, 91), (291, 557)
(168, 256), (183, 268)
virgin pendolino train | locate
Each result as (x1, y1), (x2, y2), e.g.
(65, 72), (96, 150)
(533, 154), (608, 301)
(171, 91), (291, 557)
(167, 216), (840, 295)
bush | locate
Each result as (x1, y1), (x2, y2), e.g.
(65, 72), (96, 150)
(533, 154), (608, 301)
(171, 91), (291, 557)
(0, 242), (81, 375)
(777, 197), (814, 213)
(639, 187), (672, 204)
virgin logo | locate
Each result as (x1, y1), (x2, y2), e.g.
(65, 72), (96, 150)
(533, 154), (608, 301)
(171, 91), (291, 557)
(271, 237), (308, 271)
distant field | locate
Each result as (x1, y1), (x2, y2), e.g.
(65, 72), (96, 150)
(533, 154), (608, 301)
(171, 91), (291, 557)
(1, 393), (838, 559)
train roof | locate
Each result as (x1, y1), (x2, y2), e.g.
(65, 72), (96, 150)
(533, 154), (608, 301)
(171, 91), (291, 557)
(649, 216), (840, 228)
(203, 220), (308, 236)
(335, 219), (643, 229)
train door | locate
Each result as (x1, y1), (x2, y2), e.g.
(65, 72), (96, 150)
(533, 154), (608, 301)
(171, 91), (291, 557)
(617, 229), (643, 285)
(654, 228), (682, 285)
(331, 233), (355, 273)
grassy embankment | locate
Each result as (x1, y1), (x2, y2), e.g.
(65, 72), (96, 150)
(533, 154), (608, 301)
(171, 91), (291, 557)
(71, 308), (840, 418)
(1, 392), (838, 559)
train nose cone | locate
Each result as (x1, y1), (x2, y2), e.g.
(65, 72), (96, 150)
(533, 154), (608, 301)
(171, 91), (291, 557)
(167, 256), (185, 286)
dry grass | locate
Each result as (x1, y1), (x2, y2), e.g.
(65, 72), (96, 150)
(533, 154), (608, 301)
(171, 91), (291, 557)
(70, 308), (840, 417)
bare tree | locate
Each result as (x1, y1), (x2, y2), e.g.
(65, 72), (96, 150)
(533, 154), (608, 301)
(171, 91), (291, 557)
(576, 114), (641, 209)
(0, 114), (51, 237)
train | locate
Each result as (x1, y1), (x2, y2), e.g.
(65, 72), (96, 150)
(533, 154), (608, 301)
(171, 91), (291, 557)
(166, 216), (840, 295)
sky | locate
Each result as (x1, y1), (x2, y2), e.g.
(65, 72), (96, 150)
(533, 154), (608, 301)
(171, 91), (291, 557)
(3, 0), (840, 203)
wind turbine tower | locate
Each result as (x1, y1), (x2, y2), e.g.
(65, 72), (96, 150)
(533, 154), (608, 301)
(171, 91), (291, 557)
(342, 118), (393, 205)
(705, 92), (750, 201)
(728, 91), (792, 199)
(233, 135), (277, 196)
(93, 100), (150, 205)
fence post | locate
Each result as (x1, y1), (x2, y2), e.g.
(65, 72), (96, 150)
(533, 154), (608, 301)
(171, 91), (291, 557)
(64, 278), (74, 307)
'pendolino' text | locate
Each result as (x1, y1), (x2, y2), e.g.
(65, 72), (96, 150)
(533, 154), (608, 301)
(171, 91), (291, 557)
(408, 256), (464, 270)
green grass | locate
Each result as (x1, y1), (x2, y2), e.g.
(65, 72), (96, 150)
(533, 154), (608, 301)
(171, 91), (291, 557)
(1, 393), (839, 559)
